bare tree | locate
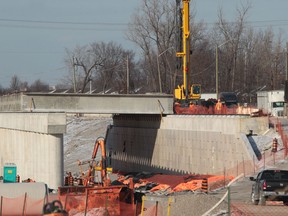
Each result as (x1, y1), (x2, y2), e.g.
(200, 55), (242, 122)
(64, 45), (104, 93)
(9, 75), (21, 92)
(126, 0), (208, 94)
(64, 42), (137, 94)
(216, 2), (251, 92)
(30, 79), (49, 92)
(19, 81), (29, 92)
(90, 42), (128, 93)
(127, 0), (177, 93)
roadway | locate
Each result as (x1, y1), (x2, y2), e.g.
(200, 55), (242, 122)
(228, 175), (288, 215)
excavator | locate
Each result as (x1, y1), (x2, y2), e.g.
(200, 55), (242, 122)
(58, 137), (135, 215)
(77, 136), (111, 187)
(174, 0), (202, 114)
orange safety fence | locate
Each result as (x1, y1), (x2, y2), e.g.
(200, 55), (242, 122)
(0, 194), (45, 216)
(58, 186), (136, 216)
(174, 103), (259, 116)
(61, 195), (137, 216)
(276, 118), (288, 158)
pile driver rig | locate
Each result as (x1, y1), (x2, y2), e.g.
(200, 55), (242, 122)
(174, 0), (201, 104)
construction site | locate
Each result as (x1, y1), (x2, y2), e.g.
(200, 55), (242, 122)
(0, 94), (287, 215)
(0, 0), (288, 215)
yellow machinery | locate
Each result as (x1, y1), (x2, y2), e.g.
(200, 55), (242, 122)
(175, 0), (201, 102)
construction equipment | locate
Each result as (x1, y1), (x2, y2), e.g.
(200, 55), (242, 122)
(77, 136), (111, 187)
(58, 137), (135, 215)
(174, 0), (201, 104)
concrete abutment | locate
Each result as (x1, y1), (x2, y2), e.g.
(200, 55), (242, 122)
(0, 113), (66, 189)
(107, 114), (268, 176)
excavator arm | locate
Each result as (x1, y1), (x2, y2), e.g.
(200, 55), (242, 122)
(77, 137), (111, 187)
(92, 137), (108, 185)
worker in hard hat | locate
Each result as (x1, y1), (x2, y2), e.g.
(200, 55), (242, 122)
(215, 99), (222, 114)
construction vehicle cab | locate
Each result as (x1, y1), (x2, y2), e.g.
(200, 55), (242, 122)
(175, 84), (201, 102)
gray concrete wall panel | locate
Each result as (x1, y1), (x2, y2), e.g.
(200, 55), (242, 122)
(0, 94), (22, 111)
(107, 115), (268, 176)
(0, 113), (65, 189)
(0, 113), (66, 134)
(0, 128), (63, 189)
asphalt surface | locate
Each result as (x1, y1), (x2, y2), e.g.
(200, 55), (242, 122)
(229, 175), (288, 216)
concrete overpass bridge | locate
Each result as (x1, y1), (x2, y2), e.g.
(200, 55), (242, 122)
(0, 92), (268, 190)
(0, 92), (173, 189)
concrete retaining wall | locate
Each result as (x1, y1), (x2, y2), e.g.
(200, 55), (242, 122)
(107, 115), (268, 176)
(0, 113), (66, 189)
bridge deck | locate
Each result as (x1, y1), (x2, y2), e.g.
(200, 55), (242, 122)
(0, 92), (174, 114)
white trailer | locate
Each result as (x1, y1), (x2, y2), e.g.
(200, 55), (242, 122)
(257, 90), (285, 116)
(201, 93), (217, 100)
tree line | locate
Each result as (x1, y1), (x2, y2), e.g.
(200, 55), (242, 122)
(1, 0), (287, 105)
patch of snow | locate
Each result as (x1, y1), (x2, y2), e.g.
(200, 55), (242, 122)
(64, 116), (112, 175)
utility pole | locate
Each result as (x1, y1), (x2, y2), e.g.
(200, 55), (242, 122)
(286, 42), (288, 80)
(285, 42), (288, 116)
(126, 55), (129, 94)
(89, 78), (92, 94)
(216, 45), (219, 99)
(72, 57), (77, 93)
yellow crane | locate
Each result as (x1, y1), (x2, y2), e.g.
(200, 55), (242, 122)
(174, 0), (201, 103)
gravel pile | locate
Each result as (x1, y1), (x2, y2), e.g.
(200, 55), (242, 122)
(141, 192), (228, 216)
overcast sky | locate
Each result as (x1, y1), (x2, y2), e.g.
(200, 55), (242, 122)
(0, 0), (287, 88)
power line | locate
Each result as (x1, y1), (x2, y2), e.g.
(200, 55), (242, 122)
(0, 18), (129, 31)
(0, 50), (63, 54)
(0, 18), (128, 26)
(199, 20), (288, 29)
(204, 19), (288, 25)
(0, 23), (127, 31)
(1, 17), (288, 31)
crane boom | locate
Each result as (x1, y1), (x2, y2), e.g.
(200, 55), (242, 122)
(175, 0), (201, 102)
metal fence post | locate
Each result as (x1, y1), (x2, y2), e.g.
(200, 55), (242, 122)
(253, 155), (255, 174)
(140, 196), (146, 216)
(263, 152), (266, 170)
(224, 167), (226, 187)
(167, 197), (173, 216)
(237, 160), (238, 177)
(22, 192), (27, 216)
(228, 187), (231, 216)
(0, 196), (2, 216)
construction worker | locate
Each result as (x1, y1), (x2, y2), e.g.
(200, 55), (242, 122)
(189, 102), (194, 112)
(215, 99), (222, 114)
